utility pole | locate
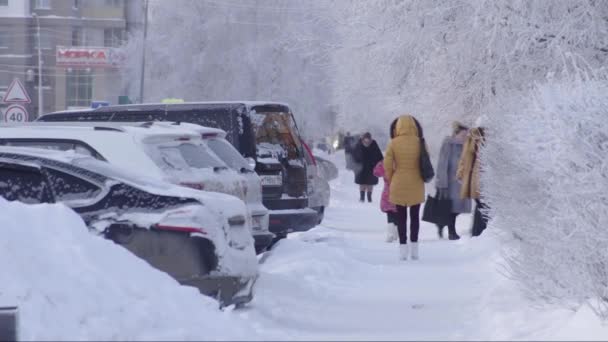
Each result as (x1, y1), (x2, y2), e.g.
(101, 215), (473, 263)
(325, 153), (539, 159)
(33, 13), (43, 116)
(138, 0), (149, 103)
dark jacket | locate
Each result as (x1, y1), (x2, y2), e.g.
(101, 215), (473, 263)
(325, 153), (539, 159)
(353, 140), (383, 185)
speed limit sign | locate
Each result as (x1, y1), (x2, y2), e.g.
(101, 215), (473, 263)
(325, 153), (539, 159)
(4, 105), (29, 123)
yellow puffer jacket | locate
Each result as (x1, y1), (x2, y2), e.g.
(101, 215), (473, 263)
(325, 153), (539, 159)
(384, 115), (425, 206)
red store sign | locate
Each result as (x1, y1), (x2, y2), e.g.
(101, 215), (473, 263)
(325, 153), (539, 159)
(56, 46), (125, 68)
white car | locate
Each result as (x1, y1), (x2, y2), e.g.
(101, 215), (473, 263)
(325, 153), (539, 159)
(0, 122), (273, 253)
(151, 122), (274, 251)
(0, 146), (257, 307)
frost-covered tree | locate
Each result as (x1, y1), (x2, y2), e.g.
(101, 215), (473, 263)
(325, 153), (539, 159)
(327, 0), (608, 152)
(121, 0), (336, 140)
(481, 78), (608, 318)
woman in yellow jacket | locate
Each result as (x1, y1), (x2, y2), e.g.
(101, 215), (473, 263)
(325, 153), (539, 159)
(384, 115), (426, 260)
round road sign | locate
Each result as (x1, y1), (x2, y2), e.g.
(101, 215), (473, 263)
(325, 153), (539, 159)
(4, 105), (29, 123)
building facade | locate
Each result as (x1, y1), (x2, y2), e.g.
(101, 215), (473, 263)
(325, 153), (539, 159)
(0, 0), (143, 120)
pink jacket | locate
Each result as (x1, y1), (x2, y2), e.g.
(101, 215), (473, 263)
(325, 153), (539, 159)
(373, 161), (397, 213)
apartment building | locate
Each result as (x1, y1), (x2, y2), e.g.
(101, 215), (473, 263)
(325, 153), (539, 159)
(0, 0), (143, 119)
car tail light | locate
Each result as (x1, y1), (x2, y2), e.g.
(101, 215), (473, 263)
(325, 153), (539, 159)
(302, 141), (317, 166)
(154, 224), (207, 235)
(202, 133), (218, 139)
(175, 136), (190, 141)
(180, 182), (205, 190)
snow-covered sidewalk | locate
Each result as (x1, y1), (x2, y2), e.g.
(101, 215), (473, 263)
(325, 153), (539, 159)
(239, 155), (608, 341)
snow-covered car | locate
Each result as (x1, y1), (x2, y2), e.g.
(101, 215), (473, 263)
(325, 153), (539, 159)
(302, 141), (331, 224)
(0, 146), (258, 307)
(0, 122), (274, 253)
(314, 155), (339, 181)
(161, 122), (273, 252)
(38, 102), (320, 239)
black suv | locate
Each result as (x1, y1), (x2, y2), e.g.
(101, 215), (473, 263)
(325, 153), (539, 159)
(0, 147), (257, 307)
(38, 102), (319, 239)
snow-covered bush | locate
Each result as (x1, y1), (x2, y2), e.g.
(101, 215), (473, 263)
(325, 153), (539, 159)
(481, 79), (608, 318)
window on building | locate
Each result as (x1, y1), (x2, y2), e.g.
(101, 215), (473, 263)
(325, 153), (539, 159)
(72, 27), (84, 46)
(105, 0), (123, 7)
(34, 0), (51, 9)
(0, 0), (9, 7)
(0, 32), (9, 48)
(34, 31), (52, 49)
(66, 69), (93, 107)
(73, 0), (79, 9)
(104, 28), (125, 47)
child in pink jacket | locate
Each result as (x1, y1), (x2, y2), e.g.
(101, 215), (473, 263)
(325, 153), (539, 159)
(374, 160), (398, 242)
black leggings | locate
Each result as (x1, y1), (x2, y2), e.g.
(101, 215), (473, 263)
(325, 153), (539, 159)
(396, 204), (421, 244)
(438, 213), (459, 231)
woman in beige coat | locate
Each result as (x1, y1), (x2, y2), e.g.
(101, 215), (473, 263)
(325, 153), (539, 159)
(457, 126), (487, 236)
(384, 115), (426, 260)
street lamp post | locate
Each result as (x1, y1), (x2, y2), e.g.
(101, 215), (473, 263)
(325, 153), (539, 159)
(138, 0), (149, 103)
(32, 13), (43, 117)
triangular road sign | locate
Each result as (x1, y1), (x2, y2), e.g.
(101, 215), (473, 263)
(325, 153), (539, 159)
(3, 78), (31, 104)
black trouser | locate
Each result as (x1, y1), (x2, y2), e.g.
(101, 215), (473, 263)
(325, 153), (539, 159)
(386, 211), (398, 224)
(396, 204), (421, 244)
(472, 199), (489, 237)
(437, 213), (459, 236)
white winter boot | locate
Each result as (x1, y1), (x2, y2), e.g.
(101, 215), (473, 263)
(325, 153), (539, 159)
(410, 242), (419, 260)
(385, 223), (397, 243)
(399, 244), (409, 261)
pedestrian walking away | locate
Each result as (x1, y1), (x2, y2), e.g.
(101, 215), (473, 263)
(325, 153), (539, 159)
(384, 115), (426, 261)
(343, 132), (357, 171)
(457, 123), (488, 237)
(435, 121), (472, 240)
(373, 118), (399, 242)
(353, 132), (383, 203)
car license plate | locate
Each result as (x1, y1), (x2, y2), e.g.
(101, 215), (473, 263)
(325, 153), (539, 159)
(260, 175), (282, 186)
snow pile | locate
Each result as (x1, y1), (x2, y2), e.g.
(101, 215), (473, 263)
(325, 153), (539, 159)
(482, 80), (608, 319)
(0, 198), (258, 340)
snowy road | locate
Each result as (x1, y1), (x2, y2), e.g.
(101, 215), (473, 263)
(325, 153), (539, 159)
(6, 153), (607, 340)
(236, 156), (496, 340)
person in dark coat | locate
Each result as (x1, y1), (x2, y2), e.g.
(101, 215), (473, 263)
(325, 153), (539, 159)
(353, 132), (383, 202)
(435, 121), (472, 240)
(343, 132), (356, 171)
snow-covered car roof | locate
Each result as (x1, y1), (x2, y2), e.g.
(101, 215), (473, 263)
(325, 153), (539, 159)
(1, 121), (227, 139)
(0, 124), (208, 180)
(44, 101), (292, 116)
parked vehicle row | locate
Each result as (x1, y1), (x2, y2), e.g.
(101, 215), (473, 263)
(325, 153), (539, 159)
(0, 146), (257, 307)
(0, 101), (335, 307)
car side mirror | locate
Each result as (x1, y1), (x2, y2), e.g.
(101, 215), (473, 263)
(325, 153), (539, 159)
(246, 157), (256, 170)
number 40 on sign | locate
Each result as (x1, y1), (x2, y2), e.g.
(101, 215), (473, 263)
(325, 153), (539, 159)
(4, 105), (29, 123)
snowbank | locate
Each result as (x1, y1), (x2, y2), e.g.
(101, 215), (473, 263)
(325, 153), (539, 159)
(0, 198), (258, 340)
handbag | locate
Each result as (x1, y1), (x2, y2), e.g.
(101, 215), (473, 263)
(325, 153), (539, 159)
(413, 119), (435, 183)
(422, 192), (452, 226)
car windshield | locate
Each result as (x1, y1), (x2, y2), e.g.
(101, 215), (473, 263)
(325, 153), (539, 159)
(206, 138), (250, 171)
(148, 142), (226, 172)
